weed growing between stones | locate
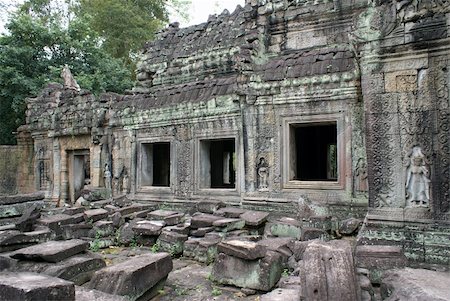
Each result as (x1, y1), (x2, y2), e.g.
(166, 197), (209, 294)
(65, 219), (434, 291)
(212, 287), (222, 296)
(90, 231), (102, 252)
(151, 242), (161, 253)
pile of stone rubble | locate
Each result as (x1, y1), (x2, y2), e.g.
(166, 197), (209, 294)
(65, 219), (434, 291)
(1, 193), (449, 300)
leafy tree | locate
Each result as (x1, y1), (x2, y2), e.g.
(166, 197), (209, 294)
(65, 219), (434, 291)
(0, 0), (189, 144)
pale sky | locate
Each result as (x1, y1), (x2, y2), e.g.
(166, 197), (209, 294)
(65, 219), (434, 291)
(0, 0), (246, 33)
(176, 0), (245, 27)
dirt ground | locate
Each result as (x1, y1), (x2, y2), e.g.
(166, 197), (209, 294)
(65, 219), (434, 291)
(97, 246), (264, 301)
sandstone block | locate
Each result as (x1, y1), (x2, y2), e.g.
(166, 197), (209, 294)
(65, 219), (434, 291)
(240, 210), (269, 227)
(84, 209), (108, 222)
(11, 239), (89, 263)
(212, 251), (283, 291)
(215, 207), (246, 218)
(132, 221), (164, 236)
(213, 218), (245, 232)
(190, 214), (222, 229)
(88, 253), (173, 301)
(217, 240), (266, 260)
(301, 240), (359, 301)
(0, 272), (75, 301)
(76, 287), (128, 301)
(260, 288), (301, 301)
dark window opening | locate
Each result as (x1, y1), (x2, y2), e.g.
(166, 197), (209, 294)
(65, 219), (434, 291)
(291, 123), (337, 181)
(141, 142), (170, 187)
(200, 139), (236, 189)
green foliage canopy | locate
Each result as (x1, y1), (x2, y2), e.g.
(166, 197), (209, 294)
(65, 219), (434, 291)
(0, 0), (189, 144)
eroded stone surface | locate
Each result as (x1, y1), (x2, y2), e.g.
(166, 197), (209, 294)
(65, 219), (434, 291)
(0, 272), (75, 301)
(88, 253), (173, 300)
(11, 239), (89, 263)
(217, 240), (266, 260)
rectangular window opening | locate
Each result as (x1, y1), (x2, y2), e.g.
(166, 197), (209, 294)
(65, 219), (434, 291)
(200, 139), (236, 189)
(291, 123), (337, 182)
(141, 142), (170, 187)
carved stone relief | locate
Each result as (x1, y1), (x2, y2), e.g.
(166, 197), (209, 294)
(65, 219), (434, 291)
(257, 157), (269, 191)
(405, 146), (431, 207)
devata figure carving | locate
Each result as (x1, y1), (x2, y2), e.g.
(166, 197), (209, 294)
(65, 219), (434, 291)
(257, 157), (269, 191)
(104, 163), (112, 192)
(355, 158), (368, 192)
(406, 146), (431, 207)
(61, 64), (81, 91)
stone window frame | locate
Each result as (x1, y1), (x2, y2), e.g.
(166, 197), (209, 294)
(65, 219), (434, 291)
(282, 113), (346, 190)
(136, 137), (175, 193)
(194, 129), (241, 196)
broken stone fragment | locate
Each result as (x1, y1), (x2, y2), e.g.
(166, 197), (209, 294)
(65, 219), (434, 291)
(266, 217), (302, 240)
(381, 268), (450, 301)
(257, 237), (293, 260)
(62, 207), (85, 216)
(15, 204), (41, 232)
(301, 240), (359, 301)
(339, 218), (362, 235)
(215, 207), (246, 218)
(88, 253), (173, 301)
(157, 230), (188, 256)
(11, 239), (89, 263)
(190, 226), (215, 237)
(83, 209), (108, 223)
(0, 272), (75, 301)
(195, 200), (226, 214)
(37, 214), (76, 238)
(132, 221), (164, 236)
(212, 250), (283, 291)
(213, 218), (245, 232)
(240, 210), (269, 227)
(217, 240), (266, 260)
(190, 214), (223, 229)
(301, 227), (330, 241)
(14, 252), (106, 285)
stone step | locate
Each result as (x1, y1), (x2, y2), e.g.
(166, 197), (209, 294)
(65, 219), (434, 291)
(11, 239), (89, 263)
(88, 253), (173, 301)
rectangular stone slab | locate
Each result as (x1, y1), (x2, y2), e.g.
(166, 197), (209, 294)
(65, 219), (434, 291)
(240, 211), (269, 227)
(218, 240), (266, 260)
(0, 272), (75, 301)
(11, 239), (89, 263)
(190, 214), (223, 229)
(88, 253), (173, 300)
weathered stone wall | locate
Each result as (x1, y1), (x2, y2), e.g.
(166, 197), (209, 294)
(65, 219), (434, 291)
(0, 146), (19, 195)
(356, 0), (450, 264)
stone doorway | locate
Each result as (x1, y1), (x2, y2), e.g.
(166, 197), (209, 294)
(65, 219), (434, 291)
(68, 150), (90, 204)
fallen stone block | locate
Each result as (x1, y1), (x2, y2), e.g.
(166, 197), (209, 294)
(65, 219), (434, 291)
(132, 221), (164, 236)
(267, 217), (302, 240)
(381, 268), (450, 301)
(62, 224), (93, 240)
(84, 209), (108, 223)
(301, 227), (330, 241)
(215, 207), (246, 218)
(88, 253), (173, 301)
(75, 286), (129, 301)
(183, 238), (201, 259)
(0, 228), (54, 252)
(260, 288), (302, 301)
(212, 250), (283, 291)
(11, 239), (89, 263)
(213, 218), (245, 232)
(148, 210), (184, 226)
(339, 218), (362, 235)
(190, 226), (215, 237)
(195, 200), (226, 214)
(14, 252), (106, 285)
(195, 236), (222, 264)
(0, 272), (75, 301)
(0, 192), (45, 206)
(287, 240), (312, 261)
(164, 223), (190, 235)
(76, 286), (128, 301)
(90, 221), (115, 237)
(355, 245), (407, 283)
(63, 207), (85, 216)
(190, 214), (222, 229)
(240, 210), (269, 227)
(257, 237), (293, 260)
(218, 240), (266, 260)
(89, 199), (112, 209)
(38, 214), (75, 238)
(71, 213), (86, 224)
(157, 231), (188, 256)
(301, 240), (360, 301)
(15, 204), (41, 232)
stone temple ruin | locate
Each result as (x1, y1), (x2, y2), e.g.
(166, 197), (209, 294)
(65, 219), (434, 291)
(1, 0), (450, 300)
